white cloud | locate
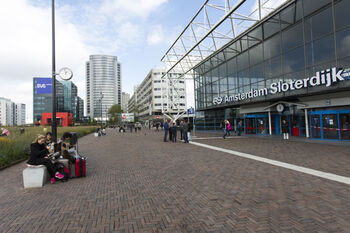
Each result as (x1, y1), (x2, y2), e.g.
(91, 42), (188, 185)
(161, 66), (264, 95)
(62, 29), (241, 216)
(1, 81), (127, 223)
(147, 25), (165, 45)
(0, 0), (93, 123)
(99, 0), (168, 22)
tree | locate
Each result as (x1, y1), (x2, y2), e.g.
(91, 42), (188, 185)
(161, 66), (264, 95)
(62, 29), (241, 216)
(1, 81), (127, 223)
(108, 104), (123, 125)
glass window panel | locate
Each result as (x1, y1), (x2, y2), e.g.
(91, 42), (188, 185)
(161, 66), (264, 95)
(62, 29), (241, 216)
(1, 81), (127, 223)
(228, 75), (237, 90)
(212, 81), (219, 94)
(282, 22), (303, 52)
(340, 113), (350, 140)
(303, 0), (331, 17)
(212, 67), (219, 82)
(219, 63), (226, 77)
(250, 64), (264, 84)
(264, 34), (281, 60)
(238, 69), (250, 88)
(283, 46), (305, 73)
(219, 78), (228, 93)
(336, 27), (350, 59)
(335, 0), (350, 30)
(248, 26), (262, 47)
(227, 58), (237, 75)
(263, 15), (280, 39)
(280, 3), (296, 30)
(249, 44), (263, 66)
(237, 51), (249, 71)
(265, 56), (282, 79)
(241, 36), (249, 51)
(295, 0), (303, 21)
(304, 7), (333, 42)
(313, 34), (335, 64)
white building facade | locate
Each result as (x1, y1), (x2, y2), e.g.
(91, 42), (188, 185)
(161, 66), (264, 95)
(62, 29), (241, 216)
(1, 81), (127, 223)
(129, 69), (186, 124)
(86, 55), (122, 120)
(121, 92), (130, 113)
(0, 97), (26, 126)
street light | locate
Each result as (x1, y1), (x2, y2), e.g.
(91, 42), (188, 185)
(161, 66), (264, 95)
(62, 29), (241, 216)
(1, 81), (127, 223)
(51, 0), (73, 142)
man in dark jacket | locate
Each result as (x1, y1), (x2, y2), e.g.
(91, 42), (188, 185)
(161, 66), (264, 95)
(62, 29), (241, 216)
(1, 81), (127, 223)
(163, 120), (169, 142)
(183, 120), (189, 143)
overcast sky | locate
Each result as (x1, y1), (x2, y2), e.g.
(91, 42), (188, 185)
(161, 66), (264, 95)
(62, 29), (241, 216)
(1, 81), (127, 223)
(0, 0), (203, 123)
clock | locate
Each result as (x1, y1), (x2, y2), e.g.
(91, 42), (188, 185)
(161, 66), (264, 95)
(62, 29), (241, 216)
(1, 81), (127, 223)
(276, 103), (284, 113)
(58, 67), (73, 80)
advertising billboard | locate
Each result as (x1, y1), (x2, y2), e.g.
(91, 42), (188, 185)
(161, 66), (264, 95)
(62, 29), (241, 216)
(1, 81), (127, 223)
(35, 78), (52, 94)
(121, 113), (134, 122)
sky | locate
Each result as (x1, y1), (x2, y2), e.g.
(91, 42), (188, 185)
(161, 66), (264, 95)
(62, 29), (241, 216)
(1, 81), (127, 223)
(0, 0), (203, 123)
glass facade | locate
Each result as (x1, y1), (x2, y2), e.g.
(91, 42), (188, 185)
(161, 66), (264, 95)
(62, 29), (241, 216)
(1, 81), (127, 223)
(194, 0), (350, 138)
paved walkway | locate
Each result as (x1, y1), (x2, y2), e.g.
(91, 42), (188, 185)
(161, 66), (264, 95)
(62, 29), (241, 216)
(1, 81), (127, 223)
(0, 129), (350, 232)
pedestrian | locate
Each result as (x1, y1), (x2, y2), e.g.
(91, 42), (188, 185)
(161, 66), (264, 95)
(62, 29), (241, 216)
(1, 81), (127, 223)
(163, 120), (169, 142)
(227, 120), (232, 136)
(180, 120), (184, 140)
(171, 123), (177, 142)
(221, 120), (227, 139)
(0, 127), (10, 137)
(156, 122), (160, 132)
(183, 120), (189, 143)
(169, 121), (173, 141)
(282, 119), (289, 140)
(237, 120), (242, 136)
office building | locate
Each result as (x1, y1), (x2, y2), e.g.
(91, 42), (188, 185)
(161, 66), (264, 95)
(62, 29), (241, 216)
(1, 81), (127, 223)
(128, 69), (186, 124)
(33, 77), (83, 123)
(191, 0), (350, 140)
(121, 92), (130, 113)
(0, 97), (25, 126)
(86, 55), (122, 120)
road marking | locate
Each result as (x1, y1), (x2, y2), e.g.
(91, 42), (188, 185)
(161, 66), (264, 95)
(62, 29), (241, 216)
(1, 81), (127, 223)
(192, 136), (247, 140)
(190, 141), (350, 185)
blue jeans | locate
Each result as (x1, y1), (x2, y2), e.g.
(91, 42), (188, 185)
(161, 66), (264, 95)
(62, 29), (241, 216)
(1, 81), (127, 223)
(183, 131), (189, 143)
(223, 129), (227, 139)
(164, 130), (168, 142)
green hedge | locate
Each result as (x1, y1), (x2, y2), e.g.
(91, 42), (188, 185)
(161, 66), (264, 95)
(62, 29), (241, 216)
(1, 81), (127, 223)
(0, 126), (96, 168)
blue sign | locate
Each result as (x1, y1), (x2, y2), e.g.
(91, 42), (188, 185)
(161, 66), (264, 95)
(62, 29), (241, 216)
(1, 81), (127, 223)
(35, 78), (52, 94)
(187, 107), (194, 114)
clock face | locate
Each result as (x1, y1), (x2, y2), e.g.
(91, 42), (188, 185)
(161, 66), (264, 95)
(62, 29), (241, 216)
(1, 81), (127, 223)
(59, 67), (73, 80)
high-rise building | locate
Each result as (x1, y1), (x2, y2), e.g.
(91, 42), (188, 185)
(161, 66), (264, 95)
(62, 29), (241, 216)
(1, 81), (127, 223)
(86, 55), (122, 120)
(128, 69), (186, 124)
(33, 77), (83, 123)
(72, 96), (84, 121)
(0, 97), (25, 126)
(15, 103), (26, 126)
(121, 92), (130, 112)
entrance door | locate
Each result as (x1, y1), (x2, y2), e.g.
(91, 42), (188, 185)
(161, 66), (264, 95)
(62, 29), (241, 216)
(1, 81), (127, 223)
(256, 117), (266, 135)
(291, 115), (300, 136)
(310, 115), (321, 138)
(245, 118), (256, 134)
(322, 114), (339, 140)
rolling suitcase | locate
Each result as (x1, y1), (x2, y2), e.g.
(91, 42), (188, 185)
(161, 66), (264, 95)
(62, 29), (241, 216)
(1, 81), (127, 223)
(74, 157), (86, 177)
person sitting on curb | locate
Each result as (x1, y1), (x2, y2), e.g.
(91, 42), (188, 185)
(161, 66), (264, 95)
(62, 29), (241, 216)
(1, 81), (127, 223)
(27, 134), (65, 184)
(0, 127), (10, 137)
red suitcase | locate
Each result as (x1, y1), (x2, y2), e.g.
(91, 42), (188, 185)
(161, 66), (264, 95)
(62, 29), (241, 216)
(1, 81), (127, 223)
(75, 157), (86, 177)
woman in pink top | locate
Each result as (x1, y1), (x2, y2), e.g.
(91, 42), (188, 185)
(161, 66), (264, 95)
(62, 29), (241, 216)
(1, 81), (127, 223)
(0, 128), (10, 136)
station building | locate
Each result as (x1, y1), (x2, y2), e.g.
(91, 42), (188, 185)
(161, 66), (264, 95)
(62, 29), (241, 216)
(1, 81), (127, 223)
(194, 0), (350, 141)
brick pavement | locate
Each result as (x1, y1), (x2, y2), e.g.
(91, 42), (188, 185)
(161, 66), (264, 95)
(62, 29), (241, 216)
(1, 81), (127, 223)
(0, 129), (350, 232)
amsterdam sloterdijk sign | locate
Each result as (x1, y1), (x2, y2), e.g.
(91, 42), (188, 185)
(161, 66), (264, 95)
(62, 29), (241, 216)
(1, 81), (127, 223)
(213, 67), (347, 105)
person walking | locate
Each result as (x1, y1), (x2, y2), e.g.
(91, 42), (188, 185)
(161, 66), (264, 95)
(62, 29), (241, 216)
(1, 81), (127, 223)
(237, 120), (242, 136)
(282, 119), (289, 140)
(183, 120), (189, 143)
(163, 120), (169, 142)
(169, 120), (173, 142)
(180, 120), (184, 140)
(221, 120), (228, 139)
(227, 120), (232, 136)
(171, 123), (177, 142)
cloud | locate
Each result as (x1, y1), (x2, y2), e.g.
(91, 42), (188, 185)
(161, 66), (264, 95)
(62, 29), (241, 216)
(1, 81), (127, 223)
(0, 0), (93, 123)
(99, 0), (168, 22)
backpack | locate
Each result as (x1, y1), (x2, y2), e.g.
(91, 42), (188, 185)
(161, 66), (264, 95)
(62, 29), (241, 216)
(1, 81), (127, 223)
(54, 162), (70, 181)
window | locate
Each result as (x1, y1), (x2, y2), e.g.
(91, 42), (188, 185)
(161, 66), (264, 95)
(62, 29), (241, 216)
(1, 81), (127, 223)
(248, 26), (262, 47)
(237, 51), (249, 71)
(264, 34), (281, 60)
(303, 0), (331, 17)
(313, 34), (335, 65)
(336, 27), (350, 59)
(304, 7), (333, 42)
(249, 44), (263, 66)
(283, 46), (305, 72)
(265, 56), (282, 78)
(263, 15), (280, 39)
(335, 0), (350, 30)
(282, 22), (303, 52)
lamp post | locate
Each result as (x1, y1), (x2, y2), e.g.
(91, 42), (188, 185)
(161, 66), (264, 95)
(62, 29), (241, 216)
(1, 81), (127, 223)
(51, 0), (73, 142)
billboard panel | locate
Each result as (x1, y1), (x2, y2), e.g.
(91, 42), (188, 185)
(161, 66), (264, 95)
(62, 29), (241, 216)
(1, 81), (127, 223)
(121, 113), (134, 122)
(35, 78), (52, 94)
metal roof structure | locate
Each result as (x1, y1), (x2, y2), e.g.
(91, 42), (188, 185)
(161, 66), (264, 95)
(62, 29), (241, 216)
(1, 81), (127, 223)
(160, 0), (291, 120)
